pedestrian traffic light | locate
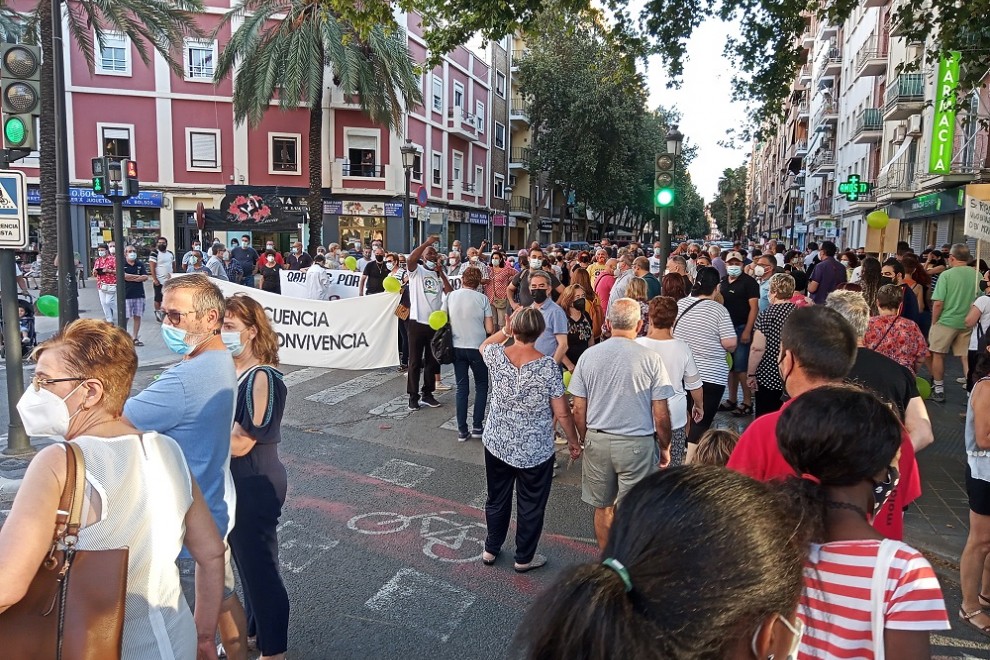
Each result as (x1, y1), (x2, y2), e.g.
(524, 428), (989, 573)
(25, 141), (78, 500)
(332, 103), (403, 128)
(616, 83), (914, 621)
(122, 159), (140, 197)
(655, 187), (675, 207)
(91, 157), (108, 196)
(655, 153), (676, 210)
(0, 44), (41, 151)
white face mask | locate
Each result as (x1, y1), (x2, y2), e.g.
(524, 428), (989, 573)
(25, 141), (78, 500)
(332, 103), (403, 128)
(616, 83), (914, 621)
(17, 382), (85, 438)
(754, 266), (766, 278)
(448, 258), (457, 265)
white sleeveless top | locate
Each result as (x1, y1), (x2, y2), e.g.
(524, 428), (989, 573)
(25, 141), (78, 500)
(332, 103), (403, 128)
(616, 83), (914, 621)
(62, 433), (196, 659)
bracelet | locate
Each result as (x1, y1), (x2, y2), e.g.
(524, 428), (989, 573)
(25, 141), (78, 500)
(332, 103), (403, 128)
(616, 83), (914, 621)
(746, 373), (756, 378)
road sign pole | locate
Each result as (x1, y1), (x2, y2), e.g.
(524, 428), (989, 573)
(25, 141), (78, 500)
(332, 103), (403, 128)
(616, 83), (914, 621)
(0, 166), (31, 454)
(112, 193), (126, 330)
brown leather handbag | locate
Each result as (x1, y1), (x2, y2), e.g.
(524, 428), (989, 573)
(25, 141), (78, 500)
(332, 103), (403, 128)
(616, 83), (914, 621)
(0, 442), (128, 659)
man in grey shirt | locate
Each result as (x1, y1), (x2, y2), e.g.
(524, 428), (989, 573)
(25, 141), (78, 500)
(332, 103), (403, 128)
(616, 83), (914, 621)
(525, 270), (568, 363)
(607, 254), (636, 313)
(569, 298), (674, 549)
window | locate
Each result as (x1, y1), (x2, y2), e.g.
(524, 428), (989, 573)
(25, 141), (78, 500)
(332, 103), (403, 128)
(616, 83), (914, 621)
(494, 175), (505, 199)
(475, 101), (485, 132)
(453, 82), (465, 109)
(452, 153), (463, 185)
(345, 133), (379, 177)
(269, 133), (300, 174)
(494, 122), (505, 149)
(186, 129), (220, 170)
(96, 32), (130, 75)
(495, 71), (506, 98)
(432, 152), (442, 186)
(509, 174), (517, 187)
(100, 125), (132, 158)
(184, 39), (216, 81)
(432, 76), (443, 112)
(411, 154), (422, 182)
(474, 166), (484, 196)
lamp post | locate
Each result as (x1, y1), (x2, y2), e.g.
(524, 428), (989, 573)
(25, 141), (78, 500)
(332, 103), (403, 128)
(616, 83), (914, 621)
(400, 139), (419, 254)
(502, 184), (513, 249)
(659, 124), (683, 264)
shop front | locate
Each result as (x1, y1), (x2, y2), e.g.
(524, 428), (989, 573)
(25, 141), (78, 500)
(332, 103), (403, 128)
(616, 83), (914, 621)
(322, 199), (402, 253)
(890, 187), (968, 253)
(70, 187), (164, 262)
(207, 186), (312, 254)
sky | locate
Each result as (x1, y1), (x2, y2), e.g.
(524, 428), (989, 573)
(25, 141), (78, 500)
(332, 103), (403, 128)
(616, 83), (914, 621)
(641, 19), (751, 203)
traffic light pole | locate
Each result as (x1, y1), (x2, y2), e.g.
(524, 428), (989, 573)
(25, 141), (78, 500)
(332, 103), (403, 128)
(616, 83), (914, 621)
(52, 0), (78, 327)
(111, 191), (126, 330)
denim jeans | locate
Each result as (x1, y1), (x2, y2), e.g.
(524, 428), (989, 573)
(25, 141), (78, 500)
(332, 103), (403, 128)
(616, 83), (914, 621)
(453, 347), (489, 433)
(241, 273), (255, 288)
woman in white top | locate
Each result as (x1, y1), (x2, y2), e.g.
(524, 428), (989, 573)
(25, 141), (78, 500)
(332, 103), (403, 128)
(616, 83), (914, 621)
(0, 319), (225, 660)
(636, 296), (704, 466)
(448, 266), (494, 441)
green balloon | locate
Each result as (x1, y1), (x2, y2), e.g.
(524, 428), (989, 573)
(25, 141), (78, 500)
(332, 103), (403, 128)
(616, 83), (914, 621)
(725, 352), (733, 369)
(915, 376), (932, 400)
(345, 256), (358, 271)
(383, 277), (401, 293)
(36, 295), (59, 317)
(428, 310), (448, 331)
(562, 370), (572, 389)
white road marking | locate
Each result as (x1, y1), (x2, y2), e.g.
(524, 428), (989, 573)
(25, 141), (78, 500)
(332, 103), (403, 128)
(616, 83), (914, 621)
(440, 416), (458, 431)
(276, 520), (340, 574)
(467, 491), (488, 510)
(282, 367), (331, 388)
(364, 568), (476, 642)
(369, 394), (416, 419)
(305, 369), (402, 405)
(368, 459), (435, 488)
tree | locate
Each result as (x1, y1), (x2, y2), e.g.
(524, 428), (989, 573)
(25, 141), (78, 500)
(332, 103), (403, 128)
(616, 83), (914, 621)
(30, 0), (203, 296)
(711, 165), (748, 239)
(214, 0), (422, 254)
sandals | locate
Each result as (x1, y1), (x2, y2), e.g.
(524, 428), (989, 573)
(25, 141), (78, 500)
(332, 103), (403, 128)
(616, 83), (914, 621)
(133, 339), (144, 347)
(717, 400), (737, 412)
(980, 593), (990, 609)
(732, 403), (753, 417)
(514, 554), (547, 573)
(959, 608), (990, 638)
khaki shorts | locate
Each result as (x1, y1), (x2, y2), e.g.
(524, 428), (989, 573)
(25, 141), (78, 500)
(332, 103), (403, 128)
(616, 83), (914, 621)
(929, 322), (971, 356)
(581, 430), (656, 508)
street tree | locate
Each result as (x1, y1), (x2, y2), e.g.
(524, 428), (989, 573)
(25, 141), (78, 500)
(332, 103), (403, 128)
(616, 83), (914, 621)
(215, 0), (422, 254)
(711, 165), (748, 239)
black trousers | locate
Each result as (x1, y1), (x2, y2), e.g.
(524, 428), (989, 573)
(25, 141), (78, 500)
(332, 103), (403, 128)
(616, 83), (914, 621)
(686, 381), (726, 444)
(398, 319), (409, 366)
(406, 320), (439, 397)
(228, 475), (289, 656)
(483, 449), (554, 564)
(754, 387), (785, 418)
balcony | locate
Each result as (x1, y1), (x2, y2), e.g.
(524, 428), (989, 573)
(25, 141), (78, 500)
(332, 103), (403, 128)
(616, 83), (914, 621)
(341, 163), (384, 178)
(808, 150), (836, 176)
(802, 24), (815, 49)
(808, 197), (834, 219)
(510, 49), (528, 70)
(797, 99), (810, 121)
(447, 106), (479, 142)
(449, 179), (477, 195)
(509, 196), (531, 216)
(509, 146), (530, 171)
(853, 108), (883, 144)
(917, 133), (989, 190)
(875, 163), (917, 202)
(855, 37), (888, 79)
(799, 64), (812, 83)
(818, 22), (838, 41)
(509, 97), (530, 125)
(813, 101), (838, 130)
(822, 46), (842, 76)
(848, 190), (877, 210)
(883, 74), (925, 121)
(330, 162), (398, 193)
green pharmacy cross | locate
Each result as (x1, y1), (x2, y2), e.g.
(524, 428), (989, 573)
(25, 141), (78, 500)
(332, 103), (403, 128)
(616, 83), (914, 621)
(838, 175), (871, 202)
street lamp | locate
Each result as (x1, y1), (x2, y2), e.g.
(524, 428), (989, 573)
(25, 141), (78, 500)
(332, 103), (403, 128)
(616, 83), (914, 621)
(666, 123), (684, 157)
(502, 184), (513, 249)
(400, 139), (419, 253)
(659, 124), (684, 263)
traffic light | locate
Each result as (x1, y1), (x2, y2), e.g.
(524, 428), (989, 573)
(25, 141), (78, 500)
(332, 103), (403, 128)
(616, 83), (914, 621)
(122, 159), (139, 197)
(91, 157), (108, 195)
(654, 153), (676, 209)
(0, 44), (41, 151)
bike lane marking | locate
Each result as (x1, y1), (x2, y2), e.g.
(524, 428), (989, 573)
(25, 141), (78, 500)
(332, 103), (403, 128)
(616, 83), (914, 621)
(368, 458), (436, 488)
(364, 568), (476, 643)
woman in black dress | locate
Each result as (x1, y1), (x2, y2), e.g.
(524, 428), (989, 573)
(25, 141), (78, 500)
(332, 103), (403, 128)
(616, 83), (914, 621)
(559, 284), (594, 373)
(258, 250), (281, 294)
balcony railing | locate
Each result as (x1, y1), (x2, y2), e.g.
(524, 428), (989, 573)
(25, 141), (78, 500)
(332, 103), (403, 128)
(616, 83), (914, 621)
(510, 196), (531, 213)
(342, 163), (385, 178)
(809, 150), (836, 173)
(876, 162), (917, 197)
(813, 102), (838, 128)
(885, 74), (925, 110)
(511, 49), (528, 62)
(809, 197), (834, 217)
(856, 108), (883, 133)
(855, 35), (889, 77)
(510, 98), (530, 117)
(509, 146), (530, 164)
(450, 179), (476, 193)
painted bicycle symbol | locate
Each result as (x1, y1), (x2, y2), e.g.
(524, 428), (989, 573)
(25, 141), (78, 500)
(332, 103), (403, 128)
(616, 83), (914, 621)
(347, 510), (487, 563)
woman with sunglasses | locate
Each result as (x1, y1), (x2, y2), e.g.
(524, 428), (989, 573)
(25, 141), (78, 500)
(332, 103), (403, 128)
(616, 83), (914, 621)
(778, 385), (949, 658)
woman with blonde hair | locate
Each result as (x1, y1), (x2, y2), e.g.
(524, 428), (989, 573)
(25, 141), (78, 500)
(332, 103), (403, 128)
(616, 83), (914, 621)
(570, 267), (603, 341)
(222, 294), (290, 659)
(625, 277), (650, 337)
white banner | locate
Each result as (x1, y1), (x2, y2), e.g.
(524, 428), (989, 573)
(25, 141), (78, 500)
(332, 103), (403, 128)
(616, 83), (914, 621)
(279, 268), (464, 301)
(966, 195), (990, 243)
(209, 277), (400, 369)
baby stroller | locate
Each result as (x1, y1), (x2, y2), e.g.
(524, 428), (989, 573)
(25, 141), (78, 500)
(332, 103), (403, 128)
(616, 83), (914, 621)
(0, 292), (37, 358)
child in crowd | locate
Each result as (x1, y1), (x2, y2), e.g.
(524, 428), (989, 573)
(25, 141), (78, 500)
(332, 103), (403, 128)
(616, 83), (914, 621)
(692, 428), (739, 467)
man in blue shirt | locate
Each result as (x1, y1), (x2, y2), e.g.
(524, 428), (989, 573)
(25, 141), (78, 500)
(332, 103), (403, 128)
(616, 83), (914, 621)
(528, 270), (568, 363)
(229, 234), (259, 287)
(123, 274), (245, 652)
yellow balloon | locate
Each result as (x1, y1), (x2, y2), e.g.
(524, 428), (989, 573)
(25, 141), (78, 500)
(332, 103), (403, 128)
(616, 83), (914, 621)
(345, 256), (358, 271)
(383, 276), (401, 293)
(562, 370), (572, 389)
(428, 310), (448, 331)
(866, 210), (889, 230)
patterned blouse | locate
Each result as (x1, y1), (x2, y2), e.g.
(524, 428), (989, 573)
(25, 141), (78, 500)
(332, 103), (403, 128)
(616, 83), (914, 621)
(94, 254), (116, 287)
(486, 266), (516, 303)
(481, 343), (565, 468)
(864, 315), (929, 374)
(754, 302), (797, 390)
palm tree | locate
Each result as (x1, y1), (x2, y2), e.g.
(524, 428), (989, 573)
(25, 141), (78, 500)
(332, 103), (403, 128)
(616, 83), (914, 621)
(31, 0), (203, 296)
(214, 0), (422, 253)
(715, 166), (747, 240)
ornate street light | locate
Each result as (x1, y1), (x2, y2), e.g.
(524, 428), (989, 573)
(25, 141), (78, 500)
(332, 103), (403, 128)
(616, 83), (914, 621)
(400, 139), (420, 252)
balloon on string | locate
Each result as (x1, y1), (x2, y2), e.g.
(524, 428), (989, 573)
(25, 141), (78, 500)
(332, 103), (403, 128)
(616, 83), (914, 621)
(562, 370), (572, 390)
(345, 256), (358, 271)
(36, 295), (59, 317)
(866, 210), (890, 230)
(915, 376), (932, 400)
(383, 277), (401, 293)
(428, 310), (448, 331)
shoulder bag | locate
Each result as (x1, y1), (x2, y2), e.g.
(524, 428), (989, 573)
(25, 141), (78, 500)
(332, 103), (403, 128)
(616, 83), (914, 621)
(394, 280), (411, 320)
(0, 442), (128, 659)
(431, 296), (455, 365)
(672, 299), (705, 332)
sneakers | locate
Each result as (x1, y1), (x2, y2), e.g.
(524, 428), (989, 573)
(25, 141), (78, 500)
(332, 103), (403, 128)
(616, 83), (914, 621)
(457, 431), (470, 442)
(154, 309), (165, 323)
(931, 390), (946, 403)
(435, 382), (452, 392)
(956, 376), (968, 384)
(407, 396), (420, 411)
(470, 427), (484, 439)
(421, 394), (442, 408)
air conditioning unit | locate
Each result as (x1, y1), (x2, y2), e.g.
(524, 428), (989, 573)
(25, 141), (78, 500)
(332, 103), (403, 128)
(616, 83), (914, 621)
(907, 115), (923, 136)
(893, 125), (907, 144)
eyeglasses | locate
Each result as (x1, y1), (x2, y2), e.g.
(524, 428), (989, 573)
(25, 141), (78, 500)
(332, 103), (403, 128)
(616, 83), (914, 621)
(32, 376), (86, 392)
(161, 309), (197, 325)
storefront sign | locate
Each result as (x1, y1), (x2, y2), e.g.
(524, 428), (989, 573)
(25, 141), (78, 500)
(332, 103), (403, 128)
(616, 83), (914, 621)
(27, 185), (39, 206)
(69, 187), (163, 208)
(493, 214), (506, 227)
(929, 51), (961, 174)
(281, 269), (464, 301)
(539, 219), (553, 231)
(891, 189), (964, 220)
(468, 212), (488, 226)
(965, 195), (990, 243)
(323, 200), (402, 217)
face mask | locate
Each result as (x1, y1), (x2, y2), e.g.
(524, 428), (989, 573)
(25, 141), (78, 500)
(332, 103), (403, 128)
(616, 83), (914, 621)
(241, 241), (249, 248)
(574, 298), (586, 312)
(266, 257), (275, 265)
(754, 266), (766, 278)
(778, 353), (792, 395)
(530, 289), (548, 304)
(871, 466), (900, 516)
(750, 614), (803, 660)
(291, 247), (299, 254)
(266, 244), (274, 250)
(448, 258), (457, 266)
(727, 265), (742, 277)
(425, 260), (437, 270)
(386, 261), (395, 270)
(162, 324), (193, 355)
(97, 250), (107, 257)
(16, 382), (86, 438)
(857, 253), (865, 259)
(375, 255), (384, 262)
(189, 256), (199, 265)
(880, 276), (895, 286)
(126, 253), (136, 261)
(191, 246), (200, 251)
(108, 246), (115, 252)
(654, 249), (661, 255)
(492, 258), (502, 266)
(158, 243), (166, 251)
(221, 330), (244, 357)
(317, 250), (326, 256)
(530, 258), (543, 269)
(840, 260), (850, 268)
(470, 256), (479, 263)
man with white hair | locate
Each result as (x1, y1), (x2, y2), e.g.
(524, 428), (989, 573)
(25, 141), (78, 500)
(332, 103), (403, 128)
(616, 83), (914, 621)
(569, 297), (675, 549)
(709, 244), (727, 278)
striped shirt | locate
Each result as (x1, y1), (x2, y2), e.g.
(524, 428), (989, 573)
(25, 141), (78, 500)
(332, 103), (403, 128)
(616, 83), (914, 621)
(798, 539), (949, 659)
(672, 297), (736, 384)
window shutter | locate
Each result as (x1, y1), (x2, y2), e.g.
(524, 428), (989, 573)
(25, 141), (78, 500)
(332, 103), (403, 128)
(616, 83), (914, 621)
(349, 135), (376, 151)
(190, 132), (217, 167)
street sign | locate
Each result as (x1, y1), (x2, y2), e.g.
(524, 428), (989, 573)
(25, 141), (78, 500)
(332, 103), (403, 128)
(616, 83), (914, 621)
(417, 186), (428, 208)
(837, 174), (871, 201)
(0, 169), (28, 249)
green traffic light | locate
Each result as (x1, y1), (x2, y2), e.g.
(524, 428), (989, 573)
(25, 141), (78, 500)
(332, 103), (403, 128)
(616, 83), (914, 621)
(655, 188), (675, 207)
(3, 116), (25, 146)
(92, 177), (104, 193)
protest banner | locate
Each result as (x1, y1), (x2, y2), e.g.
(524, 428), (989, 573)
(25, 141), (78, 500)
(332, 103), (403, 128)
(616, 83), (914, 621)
(280, 268), (463, 300)
(205, 277), (400, 369)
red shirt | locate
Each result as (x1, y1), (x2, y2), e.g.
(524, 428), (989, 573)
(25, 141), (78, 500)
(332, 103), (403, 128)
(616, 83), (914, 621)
(94, 255), (116, 286)
(594, 273), (615, 317)
(727, 396), (921, 540)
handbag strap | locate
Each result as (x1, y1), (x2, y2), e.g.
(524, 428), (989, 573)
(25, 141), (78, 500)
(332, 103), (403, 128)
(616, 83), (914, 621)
(673, 299), (704, 332)
(870, 539), (898, 660)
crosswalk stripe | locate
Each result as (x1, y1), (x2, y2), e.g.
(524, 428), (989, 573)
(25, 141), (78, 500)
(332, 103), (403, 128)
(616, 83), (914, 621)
(305, 369), (402, 405)
(369, 394), (416, 419)
(282, 367), (330, 388)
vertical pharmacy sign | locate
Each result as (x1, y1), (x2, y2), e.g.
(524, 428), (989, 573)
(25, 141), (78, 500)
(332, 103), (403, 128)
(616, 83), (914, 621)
(929, 51), (961, 174)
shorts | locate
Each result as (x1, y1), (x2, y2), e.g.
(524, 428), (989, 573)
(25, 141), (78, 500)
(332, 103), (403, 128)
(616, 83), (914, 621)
(731, 323), (751, 372)
(125, 297), (145, 319)
(929, 322), (971, 356)
(967, 465), (990, 516)
(581, 430), (655, 508)
(177, 543), (237, 609)
(153, 283), (163, 303)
